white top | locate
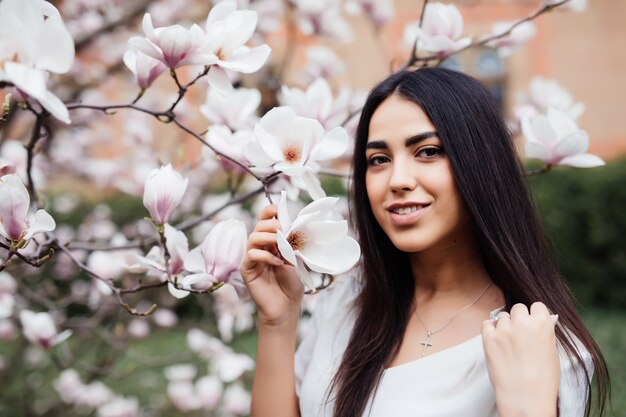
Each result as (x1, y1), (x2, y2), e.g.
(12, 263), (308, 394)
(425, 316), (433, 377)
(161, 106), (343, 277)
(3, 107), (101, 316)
(295, 278), (593, 417)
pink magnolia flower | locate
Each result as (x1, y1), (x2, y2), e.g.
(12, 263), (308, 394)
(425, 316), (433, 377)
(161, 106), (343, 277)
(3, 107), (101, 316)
(182, 219), (247, 288)
(486, 21), (536, 57)
(142, 164), (189, 225)
(0, 0), (75, 123)
(403, 2), (471, 57)
(204, 125), (255, 175)
(97, 396), (139, 417)
(122, 49), (168, 89)
(521, 108), (604, 168)
(204, 0), (272, 95)
(0, 174), (56, 242)
(19, 310), (71, 349)
(128, 13), (218, 69)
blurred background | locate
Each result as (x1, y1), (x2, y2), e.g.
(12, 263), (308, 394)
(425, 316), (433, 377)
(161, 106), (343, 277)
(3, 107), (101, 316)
(0, 0), (624, 416)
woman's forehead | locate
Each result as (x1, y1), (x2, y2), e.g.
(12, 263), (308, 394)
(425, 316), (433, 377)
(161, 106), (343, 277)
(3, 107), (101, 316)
(368, 95), (436, 142)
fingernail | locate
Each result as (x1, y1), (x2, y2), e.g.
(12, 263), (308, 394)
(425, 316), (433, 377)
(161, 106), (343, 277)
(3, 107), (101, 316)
(273, 257), (284, 265)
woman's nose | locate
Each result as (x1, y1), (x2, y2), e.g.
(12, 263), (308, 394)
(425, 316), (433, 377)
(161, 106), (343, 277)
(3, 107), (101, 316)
(389, 161), (417, 193)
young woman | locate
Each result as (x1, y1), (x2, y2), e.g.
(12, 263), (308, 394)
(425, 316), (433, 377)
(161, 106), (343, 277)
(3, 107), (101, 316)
(240, 68), (609, 417)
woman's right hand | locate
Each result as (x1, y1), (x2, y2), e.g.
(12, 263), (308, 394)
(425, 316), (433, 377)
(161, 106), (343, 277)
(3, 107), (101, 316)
(240, 203), (304, 327)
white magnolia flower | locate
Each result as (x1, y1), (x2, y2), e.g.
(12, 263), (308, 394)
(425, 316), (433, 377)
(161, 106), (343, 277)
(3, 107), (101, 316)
(0, 174), (56, 242)
(0, 0), (75, 123)
(167, 382), (201, 412)
(142, 164), (188, 225)
(200, 87), (261, 130)
(122, 49), (167, 89)
(19, 310), (71, 349)
(213, 284), (255, 341)
(294, 0), (353, 43)
(245, 106), (349, 199)
(182, 219), (247, 288)
(97, 396), (139, 417)
(403, 2), (471, 57)
(0, 293), (14, 320)
(212, 350), (255, 382)
(196, 375), (223, 411)
(164, 364), (197, 382)
(486, 21), (536, 57)
(521, 108), (604, 168)
(204, 0), (272, 94)
(300, 46), (346, 83)
(128, 13), (218, 69)
(203, 125), (255, 176)
(517, 77), (585, 121)
(276, 191), (360, 291)
(345, 0), (395, 28)
(222, 383), (251, 416)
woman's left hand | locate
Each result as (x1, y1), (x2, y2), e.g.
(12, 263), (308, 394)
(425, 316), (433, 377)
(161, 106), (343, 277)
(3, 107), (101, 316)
(481, 302), (560, 417)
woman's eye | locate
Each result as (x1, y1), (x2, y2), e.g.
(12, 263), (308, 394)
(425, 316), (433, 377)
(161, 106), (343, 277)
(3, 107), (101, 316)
(416, 146), (442, 159)
(367, 155), (389, 166)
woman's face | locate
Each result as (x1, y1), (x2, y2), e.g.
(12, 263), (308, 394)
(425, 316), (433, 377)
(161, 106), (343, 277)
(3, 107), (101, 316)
(364, 94), (473, 254)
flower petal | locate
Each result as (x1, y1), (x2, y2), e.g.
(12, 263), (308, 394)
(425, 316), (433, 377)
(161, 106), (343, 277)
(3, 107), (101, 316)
(310, 126), (349, 161)
(184, 247), (207, 274)
(297, 237), (360, 274)
(558, 153), (605, 168)
(23, 209), (56, 240)
(168, 282), (191, 299)
(276, 230), (298, 266)
(207, 66), (234, 96)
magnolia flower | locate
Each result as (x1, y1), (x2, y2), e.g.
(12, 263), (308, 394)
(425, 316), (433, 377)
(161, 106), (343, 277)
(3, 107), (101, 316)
(521, 108), (604, 168)
(213, 284), (255, 341)
(222, 383), (251, 416)
(182, 219), (247, 288)
(128, 13), (218, 69)
(0, 174), (56, 242)
(122, 49), (167, 89)
(404, 2), (471, 57)
(196, 375), (223, 411)
(212, 350), (255, 382)
(276, 191), (360, 291)
(517, 77), (585, 121)
(280, 78), (351, 129)
(486, 21), (536, 57)
(97, 396), (139, 417)
(142, 164), (188, 225)
(204, 0), (272, 94)
(294, 0), (353, 43)
(204, 125), (255, 175)
(19, 310), (71, 349)
(200, 87), (261, 130)
(0, 0), (75, 123)
(245, 106), (349, 199)
(300, 46), (346, 83)
(345, 0), (395, 28)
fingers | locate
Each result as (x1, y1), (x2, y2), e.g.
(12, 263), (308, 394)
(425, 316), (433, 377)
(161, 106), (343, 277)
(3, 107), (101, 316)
(530, 301), (550, 317)
(255, 218), (282, 233)
(241, 248), (284, 274)
(258, 203), (278, 221)
(247, 231), (278, 250)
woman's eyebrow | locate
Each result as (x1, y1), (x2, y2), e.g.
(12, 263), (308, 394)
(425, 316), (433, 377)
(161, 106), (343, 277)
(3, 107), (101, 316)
(365, 131), (439, 150)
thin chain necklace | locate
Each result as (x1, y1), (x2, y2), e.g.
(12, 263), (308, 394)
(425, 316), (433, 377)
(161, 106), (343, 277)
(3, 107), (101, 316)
(415, 281), (493, 356)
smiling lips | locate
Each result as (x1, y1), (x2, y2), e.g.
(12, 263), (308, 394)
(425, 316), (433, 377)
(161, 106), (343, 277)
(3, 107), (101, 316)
(387, 203), (432, 226)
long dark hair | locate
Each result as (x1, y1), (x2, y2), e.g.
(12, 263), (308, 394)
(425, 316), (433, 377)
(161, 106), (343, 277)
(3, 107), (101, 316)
(328, 67), (609, 417)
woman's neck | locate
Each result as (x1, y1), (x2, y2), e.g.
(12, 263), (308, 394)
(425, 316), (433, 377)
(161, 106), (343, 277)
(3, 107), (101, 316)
(408, 234), (492, 299)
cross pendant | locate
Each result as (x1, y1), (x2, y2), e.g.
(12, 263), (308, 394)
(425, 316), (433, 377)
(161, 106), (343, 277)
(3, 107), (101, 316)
(420, 331), (433, 356)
